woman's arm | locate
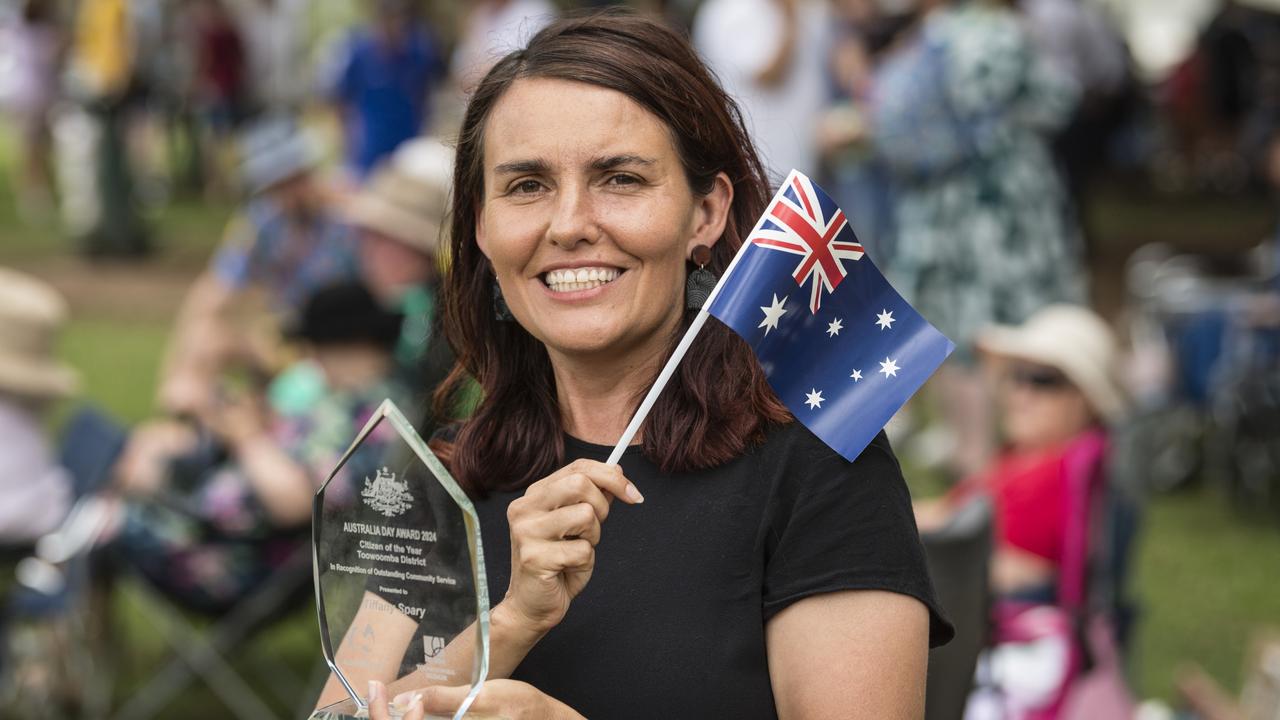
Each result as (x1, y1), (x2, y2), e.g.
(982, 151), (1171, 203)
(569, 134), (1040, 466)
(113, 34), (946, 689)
(766, 590), (930, 720)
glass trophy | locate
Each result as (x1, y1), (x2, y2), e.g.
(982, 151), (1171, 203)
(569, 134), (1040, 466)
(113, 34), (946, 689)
(310, 400), (490, 720)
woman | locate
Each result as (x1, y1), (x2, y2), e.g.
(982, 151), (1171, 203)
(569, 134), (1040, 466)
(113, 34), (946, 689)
(334, 12), (951, 719)
(916, 304), (1125, 598)
(915, 304), (1127, 718)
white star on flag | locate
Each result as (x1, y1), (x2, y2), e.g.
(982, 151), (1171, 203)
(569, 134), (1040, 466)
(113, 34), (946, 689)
(804, 389), (825, 409)
(826, 318), (843, 337)
(759, 294), (788, 336)
(875, 310), (896, 330)
(879, 357), (900, 378)
(850, 369), (862, 382)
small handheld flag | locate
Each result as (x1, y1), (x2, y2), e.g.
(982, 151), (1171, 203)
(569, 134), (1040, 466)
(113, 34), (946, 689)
(705, 170), (954, 461)
(607, 170), (953, 465)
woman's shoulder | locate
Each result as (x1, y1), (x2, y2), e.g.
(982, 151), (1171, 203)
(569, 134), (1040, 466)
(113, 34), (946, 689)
(755, 420), (898, 472)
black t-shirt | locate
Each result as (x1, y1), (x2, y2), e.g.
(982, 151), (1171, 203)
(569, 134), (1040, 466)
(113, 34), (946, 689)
(469, 422), (953, 719)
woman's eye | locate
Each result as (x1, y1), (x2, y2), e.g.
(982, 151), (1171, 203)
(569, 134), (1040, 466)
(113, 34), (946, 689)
(511, 179), (544, 195)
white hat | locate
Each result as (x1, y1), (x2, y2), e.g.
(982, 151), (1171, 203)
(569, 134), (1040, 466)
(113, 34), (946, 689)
(976, 304), (1127, 424)
(0, 268), (79, 399)
(343, 137), (454, 254)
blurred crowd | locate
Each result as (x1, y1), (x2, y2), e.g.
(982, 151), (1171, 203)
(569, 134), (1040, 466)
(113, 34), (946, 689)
(0, 0), (1278, 718)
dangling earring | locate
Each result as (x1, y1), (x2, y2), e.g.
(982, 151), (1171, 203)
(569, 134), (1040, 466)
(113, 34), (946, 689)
(685, 244), (717, 310)
(493, 281), (515, 321)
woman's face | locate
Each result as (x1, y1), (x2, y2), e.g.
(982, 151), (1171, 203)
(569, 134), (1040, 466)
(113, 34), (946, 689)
(999, 361), (1095, 450)
(476, 78), (731, 361)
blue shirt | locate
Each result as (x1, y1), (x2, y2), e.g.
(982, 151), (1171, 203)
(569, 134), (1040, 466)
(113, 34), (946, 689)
(212, 197), (361, 315)
(331, 28), (444, 176)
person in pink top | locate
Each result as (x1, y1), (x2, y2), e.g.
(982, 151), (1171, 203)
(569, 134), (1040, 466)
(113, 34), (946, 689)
(917, 304), (1126, 598)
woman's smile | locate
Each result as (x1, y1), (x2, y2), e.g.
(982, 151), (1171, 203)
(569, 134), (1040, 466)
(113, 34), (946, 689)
(540, 265), (624, 295)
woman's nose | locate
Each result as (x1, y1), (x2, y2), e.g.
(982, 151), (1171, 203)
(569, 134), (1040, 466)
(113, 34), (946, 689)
(546, 183), (600, 250)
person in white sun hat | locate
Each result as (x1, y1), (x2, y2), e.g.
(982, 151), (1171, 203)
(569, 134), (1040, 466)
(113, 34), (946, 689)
(917, 303), (1131, 717)
(918, 303), (1127, 595)
(0, 268), (78, 543)
(343, 137), (460, 423)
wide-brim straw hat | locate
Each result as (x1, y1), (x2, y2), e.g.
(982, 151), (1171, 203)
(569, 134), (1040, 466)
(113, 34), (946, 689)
(0, 268), (79, 399)
(343, 137), (454, 255)
(976, 304), (1127, 425)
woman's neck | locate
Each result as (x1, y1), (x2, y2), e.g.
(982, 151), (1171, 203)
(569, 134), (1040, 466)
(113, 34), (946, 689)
(547, 336), (672, 447)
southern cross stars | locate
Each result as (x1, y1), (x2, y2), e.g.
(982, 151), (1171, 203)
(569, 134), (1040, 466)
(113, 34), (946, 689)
(826, 318), (843, 337)
(875, 309), (895, 330)
(804, 389), (825, 409)
(850, 369), (863, 382)
(759, 294), (788, 336)
(879, 357), (900, 378)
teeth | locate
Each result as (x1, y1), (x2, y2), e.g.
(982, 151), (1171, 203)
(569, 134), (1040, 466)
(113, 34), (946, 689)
(543, 267), (621, 292)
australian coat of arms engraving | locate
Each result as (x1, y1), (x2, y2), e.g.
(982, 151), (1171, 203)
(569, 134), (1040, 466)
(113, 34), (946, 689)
(361, 467), (413, 518)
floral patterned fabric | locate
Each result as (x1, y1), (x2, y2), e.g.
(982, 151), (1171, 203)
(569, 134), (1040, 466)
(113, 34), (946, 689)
(115, 376), (406, 613)
(870, 4), (1084, 360)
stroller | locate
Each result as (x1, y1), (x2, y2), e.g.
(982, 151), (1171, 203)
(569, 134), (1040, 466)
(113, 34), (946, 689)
(1122, 241), (1280, 517)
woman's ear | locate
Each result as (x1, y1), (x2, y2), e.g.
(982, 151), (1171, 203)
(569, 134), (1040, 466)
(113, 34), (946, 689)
(686, 172), (734, 258)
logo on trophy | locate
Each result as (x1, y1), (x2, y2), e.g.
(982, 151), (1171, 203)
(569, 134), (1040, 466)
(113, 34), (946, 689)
(361, 467), (414, 518)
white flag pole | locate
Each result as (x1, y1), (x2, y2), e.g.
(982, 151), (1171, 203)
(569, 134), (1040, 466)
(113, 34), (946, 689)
(604, 171), (799, 465)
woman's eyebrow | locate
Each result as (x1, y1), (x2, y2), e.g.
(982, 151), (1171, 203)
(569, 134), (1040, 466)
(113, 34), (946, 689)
(590, 154), (657, 170)
(493, 159), (550, 176)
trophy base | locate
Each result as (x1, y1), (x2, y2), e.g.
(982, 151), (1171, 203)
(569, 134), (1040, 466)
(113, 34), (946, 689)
(310, 699), (504, 720)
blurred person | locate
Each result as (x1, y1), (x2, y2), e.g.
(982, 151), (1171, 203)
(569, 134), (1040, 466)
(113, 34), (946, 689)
(157, 117), (360, 416)
(187, 0), (250, 196)
(916, 305), (1125, 596)
(1018, 0), (1133, 251)
(0, 269), (77, 545)
(694, 0), (831, 181)
(65, 0), (151, 257)
(226, 0), (310, 117)
(327, 0), (446, 178)
(869, 0), (1083, 477)
(451, 0), (556, 95)
(39, 282), (407, 614)
(915, 304), (1129, 718)
(3, 0), (66, 222)
(818, 0), (911, 265)
(343, 137), (457, 404)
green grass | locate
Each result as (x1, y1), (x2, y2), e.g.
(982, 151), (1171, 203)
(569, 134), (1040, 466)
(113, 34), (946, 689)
(1131, 490), (1280, 701)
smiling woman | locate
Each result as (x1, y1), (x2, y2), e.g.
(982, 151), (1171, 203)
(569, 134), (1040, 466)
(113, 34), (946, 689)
(386, 10), (954, 720)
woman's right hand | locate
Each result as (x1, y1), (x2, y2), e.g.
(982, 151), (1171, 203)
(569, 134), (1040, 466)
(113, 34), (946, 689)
(499, 459), (644, 637)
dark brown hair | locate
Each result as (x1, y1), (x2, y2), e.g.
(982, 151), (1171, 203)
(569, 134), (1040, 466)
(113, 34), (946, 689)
(433, 10), (790, 494)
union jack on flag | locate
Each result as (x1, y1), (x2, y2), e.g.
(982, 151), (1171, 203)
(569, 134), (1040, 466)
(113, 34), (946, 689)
(751, 173), (866, 314)
(706, 170), (954, 461)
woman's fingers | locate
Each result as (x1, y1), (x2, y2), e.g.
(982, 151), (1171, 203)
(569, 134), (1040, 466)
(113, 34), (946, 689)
(367, 681), (425, 720)
(516, 538), (595, 574)
(521, 503), (603, 545)
(528, 473), (613, 523)
(416, 684), (471, 716)
(529, 460), (643, 510)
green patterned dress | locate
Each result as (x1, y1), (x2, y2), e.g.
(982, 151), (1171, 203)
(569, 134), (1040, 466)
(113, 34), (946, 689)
(871, 4), (1084, 360)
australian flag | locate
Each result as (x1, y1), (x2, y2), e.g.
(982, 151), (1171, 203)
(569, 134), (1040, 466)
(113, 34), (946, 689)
(706, 170), (955, 461)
